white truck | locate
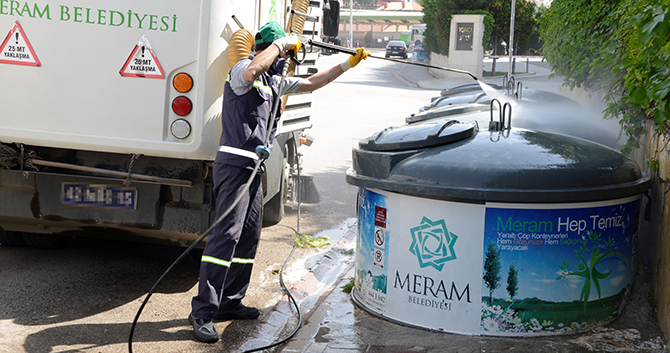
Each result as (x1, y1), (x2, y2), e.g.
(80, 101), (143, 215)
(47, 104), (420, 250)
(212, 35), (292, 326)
(0, 0), (328, 248)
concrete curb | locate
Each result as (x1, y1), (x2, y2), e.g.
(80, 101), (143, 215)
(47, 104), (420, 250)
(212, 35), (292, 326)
(236, 223), (357, 352)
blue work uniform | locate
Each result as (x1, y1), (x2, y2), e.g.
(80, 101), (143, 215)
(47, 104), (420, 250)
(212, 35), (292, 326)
(191, 56), (302, 320)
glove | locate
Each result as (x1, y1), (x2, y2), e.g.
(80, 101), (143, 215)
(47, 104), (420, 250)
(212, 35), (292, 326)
(273, 35), (301, 57)
(340, 47), (369, 72)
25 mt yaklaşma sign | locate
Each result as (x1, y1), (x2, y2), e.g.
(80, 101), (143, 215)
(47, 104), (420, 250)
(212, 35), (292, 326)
(0, 1), (178, 32)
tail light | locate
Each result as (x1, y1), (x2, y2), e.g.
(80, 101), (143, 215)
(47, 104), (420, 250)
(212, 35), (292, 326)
(170, 119), (192, 139)
(170, 72), (193, 139)
(172, 96), (192, 116)
(173, 72), (193, 93)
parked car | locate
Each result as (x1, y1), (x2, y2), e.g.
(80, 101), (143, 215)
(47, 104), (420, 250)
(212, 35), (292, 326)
(385, 40), (408, 59)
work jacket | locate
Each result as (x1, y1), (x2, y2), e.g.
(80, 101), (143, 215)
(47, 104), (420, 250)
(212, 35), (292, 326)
(215, 57), (281, 170)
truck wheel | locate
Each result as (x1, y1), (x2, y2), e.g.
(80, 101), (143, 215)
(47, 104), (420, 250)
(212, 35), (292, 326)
(262, 156), (288, 226)
(0, 229), (27, 246)
(22, 232), (72, 249)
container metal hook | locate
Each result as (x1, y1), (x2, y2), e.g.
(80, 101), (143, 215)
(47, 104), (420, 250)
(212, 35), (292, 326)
(489, 99), (512, 132)
(506, 76), (516, 96)
(490, 99), (503, 131)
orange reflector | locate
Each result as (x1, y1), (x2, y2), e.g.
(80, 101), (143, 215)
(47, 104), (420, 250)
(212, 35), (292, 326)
(172, 96), (192, 116)
(173, 72), (193, 93)
(300, 137), (307, 145)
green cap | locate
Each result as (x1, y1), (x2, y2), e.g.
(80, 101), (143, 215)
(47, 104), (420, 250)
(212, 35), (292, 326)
(255, 21), (286, 45)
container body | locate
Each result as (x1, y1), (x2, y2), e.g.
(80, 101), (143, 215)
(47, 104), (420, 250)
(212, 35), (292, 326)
(353, 187), (641, 336)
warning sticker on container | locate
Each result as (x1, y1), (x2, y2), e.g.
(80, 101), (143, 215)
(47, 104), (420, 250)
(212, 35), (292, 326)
(119, 35), (164, 79)
(375, 206), (387, 227)
(0, 21), (40, 66)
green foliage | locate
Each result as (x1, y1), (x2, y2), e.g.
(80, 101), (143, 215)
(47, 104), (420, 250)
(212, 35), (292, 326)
(484, 0), (540, 55)
(342, 277), (355, 293)
(483, 242), (502, 305)
(292, 233), (331, 248)
(462, 10), (494, 50)
(541, 0), (670, 155)
(420, 0), (485, 55)
(419, 0), (541, 56)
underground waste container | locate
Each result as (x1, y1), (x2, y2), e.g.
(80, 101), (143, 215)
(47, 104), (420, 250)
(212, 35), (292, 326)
(345, 107), (650, 336)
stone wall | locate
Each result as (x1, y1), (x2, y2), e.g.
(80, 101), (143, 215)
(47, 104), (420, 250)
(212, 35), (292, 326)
(639, 127), (670, 339)
(428, 52), (449, 79)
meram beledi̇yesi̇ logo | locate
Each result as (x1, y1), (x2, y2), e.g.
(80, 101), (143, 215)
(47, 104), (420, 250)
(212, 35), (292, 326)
(409, 217), (458, 271)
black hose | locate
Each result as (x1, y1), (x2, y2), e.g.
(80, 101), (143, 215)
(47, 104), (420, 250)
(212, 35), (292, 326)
(128, 56), (299, 353)
(242, 242), (302, 352)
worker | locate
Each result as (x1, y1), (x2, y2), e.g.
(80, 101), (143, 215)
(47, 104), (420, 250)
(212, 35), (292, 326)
(188, 21), (369, 343)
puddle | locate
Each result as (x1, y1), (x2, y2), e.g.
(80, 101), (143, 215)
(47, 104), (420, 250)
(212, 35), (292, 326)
(314, 326), (330, 343)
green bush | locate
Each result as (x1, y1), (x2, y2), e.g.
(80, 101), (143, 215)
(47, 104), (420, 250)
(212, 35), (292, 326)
(541, 0), (670, 154)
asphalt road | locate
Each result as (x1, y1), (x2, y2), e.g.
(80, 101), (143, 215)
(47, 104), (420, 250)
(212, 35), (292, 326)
(0, 49), (439, 353)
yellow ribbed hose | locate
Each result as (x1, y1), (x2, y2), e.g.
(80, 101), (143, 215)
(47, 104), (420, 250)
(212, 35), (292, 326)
(286, 0), (310, 35)
(228, 28), (254, 68)
(283, 0), (311, 81)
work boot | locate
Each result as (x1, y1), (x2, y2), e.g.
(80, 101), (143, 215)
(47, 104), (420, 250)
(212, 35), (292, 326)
(213, 304), (260, 321)
(188, 313), (219, 343)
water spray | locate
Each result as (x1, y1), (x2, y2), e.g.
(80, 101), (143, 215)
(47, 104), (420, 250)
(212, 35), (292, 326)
(308, 39), (479, 81)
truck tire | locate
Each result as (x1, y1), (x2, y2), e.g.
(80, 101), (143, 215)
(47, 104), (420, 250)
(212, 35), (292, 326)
(0, 229), (27, 246)
(262, 156), (288, 226)
(22, 232), (72, 249)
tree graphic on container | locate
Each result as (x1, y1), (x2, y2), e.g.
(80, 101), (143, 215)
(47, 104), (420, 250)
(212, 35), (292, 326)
(557, 231), (614, 310)
(483, 242), (501, 305)
(506, 265), (519, 300)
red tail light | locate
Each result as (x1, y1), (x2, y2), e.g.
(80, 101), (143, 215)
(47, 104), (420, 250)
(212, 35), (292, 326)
(172, 96), (192, 116)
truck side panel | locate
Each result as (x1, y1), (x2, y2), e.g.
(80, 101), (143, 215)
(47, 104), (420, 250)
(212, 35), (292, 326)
(0, 0), (215, 159)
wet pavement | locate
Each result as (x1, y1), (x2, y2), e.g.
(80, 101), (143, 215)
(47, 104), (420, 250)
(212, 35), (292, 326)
(235, 221), (666, 353)
(230, 57), (668, 353)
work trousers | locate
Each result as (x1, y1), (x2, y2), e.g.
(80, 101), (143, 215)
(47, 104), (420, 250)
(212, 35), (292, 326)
(191, 163), (262, 321)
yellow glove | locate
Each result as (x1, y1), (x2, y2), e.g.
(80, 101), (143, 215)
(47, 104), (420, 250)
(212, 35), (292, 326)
(287, 36), (301, 57)
(274, 35), (301, 57)
(340, 47), (369, 72)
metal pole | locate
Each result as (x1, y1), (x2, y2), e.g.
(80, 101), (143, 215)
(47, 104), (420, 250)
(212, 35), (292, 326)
(507, 0), (516, 78)
(349, 0), (353, 48)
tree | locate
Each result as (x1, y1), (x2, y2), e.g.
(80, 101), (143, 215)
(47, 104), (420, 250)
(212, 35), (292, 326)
(506, 265), (519, 300)
(484, 0), (539, 55)
(483, 242), (501, 305)
(419, 0), (485, 55)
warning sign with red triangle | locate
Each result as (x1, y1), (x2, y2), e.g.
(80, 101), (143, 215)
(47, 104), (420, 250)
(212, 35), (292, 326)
(119, 35), (164, 79)
(0, 21), (41, 67)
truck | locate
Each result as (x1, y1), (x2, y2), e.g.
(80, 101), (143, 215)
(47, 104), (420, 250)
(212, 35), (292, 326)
(0, 0), (327, 248)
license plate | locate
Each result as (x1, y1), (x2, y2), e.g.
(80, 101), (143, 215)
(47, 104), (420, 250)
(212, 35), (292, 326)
(61, 183), (137, 210)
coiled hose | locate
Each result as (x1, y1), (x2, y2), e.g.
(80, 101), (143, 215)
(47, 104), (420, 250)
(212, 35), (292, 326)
(229, 28), (254, 68)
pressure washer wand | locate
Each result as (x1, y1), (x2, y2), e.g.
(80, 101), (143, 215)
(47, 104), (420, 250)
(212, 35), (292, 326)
(308, 39), (478, 80)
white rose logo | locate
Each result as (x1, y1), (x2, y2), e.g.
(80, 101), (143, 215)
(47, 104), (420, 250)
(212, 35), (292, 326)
(409, 217), (458, 271)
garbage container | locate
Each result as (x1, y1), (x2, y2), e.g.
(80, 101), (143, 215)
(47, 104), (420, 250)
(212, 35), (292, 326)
(345, 114), (650, 336)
